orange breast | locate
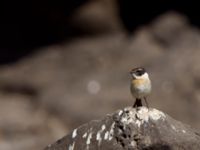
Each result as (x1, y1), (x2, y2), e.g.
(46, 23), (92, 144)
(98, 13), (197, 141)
(131, 78), (151, 98)
(132, 79), (147, 86)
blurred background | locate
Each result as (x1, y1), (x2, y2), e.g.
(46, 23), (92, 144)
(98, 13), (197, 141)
(1, 0), (200, 149)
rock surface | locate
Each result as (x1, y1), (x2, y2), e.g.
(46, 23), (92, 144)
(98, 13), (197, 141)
(44, 107), (200, 150)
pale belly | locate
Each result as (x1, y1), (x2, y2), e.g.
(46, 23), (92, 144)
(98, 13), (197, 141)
(131, 79), (151, 99)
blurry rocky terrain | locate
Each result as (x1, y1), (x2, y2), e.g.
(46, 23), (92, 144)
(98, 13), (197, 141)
(1, 0), (200, 150)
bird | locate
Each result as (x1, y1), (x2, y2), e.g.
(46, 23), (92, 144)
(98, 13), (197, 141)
(130, 67), (151, 108)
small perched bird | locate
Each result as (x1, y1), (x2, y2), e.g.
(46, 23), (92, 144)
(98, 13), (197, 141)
(130, 67), (151, 107)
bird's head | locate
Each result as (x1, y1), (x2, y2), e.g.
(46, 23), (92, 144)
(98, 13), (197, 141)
(130, 67), (149, 80)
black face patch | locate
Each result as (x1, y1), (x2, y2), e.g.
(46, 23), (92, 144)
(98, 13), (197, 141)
(135, 69), (145, 76)
(130, 67), (146, 76)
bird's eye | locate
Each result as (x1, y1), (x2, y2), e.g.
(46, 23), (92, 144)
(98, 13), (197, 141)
(136, 70), (143, 76)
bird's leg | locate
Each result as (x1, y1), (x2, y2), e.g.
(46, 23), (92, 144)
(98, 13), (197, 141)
(133, 98), (142, 108)
(144, 97), (149, 108)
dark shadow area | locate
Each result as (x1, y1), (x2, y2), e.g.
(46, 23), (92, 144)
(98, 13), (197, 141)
(1, 0), (200, 64)
(118, 0), (200, 32)
(0, 0), (87, 64)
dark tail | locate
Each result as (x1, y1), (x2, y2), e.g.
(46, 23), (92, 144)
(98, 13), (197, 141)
(133, 98), (142, 108)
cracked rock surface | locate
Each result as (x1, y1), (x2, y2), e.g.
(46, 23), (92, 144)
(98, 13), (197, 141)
(44, 107), (200, 150)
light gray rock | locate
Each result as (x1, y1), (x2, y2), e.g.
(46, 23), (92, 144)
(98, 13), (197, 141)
(44, 106), (200, 150)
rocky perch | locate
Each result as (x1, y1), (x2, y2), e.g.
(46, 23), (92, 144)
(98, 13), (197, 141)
(44, 107), (200, 150)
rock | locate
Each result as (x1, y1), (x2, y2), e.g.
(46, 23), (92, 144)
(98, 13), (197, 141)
(150, 12), (189, 47)
(68, 0), (123, 35)
(44, 106), (200, 150)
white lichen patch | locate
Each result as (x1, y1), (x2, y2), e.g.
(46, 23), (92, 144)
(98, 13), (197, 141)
(101, 124), (106, 130)
(118, 110), (123, 116)
(108, 122), (115, 140)
(86, 132), (93, 150)
(148, 109), (165, 121)
(130, 141), (136, 147)
(103, 123), (115, 141)
(82, 132), (87, 138)
(96, 124), (106, 145)
(72, 129), (77, 139)
(182, 130), (186, 133)
(120, 107), (166, 127)
(68, 142), (75, 150)
(135, 119), (142, 127)
(121, 109), (136, 125)
(121, 115), (129, 123)
(104, 131), (109, 140)
(86, 132), (93, 145)
(171, 125), (176, 130)
(96, 132), (101, 141)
